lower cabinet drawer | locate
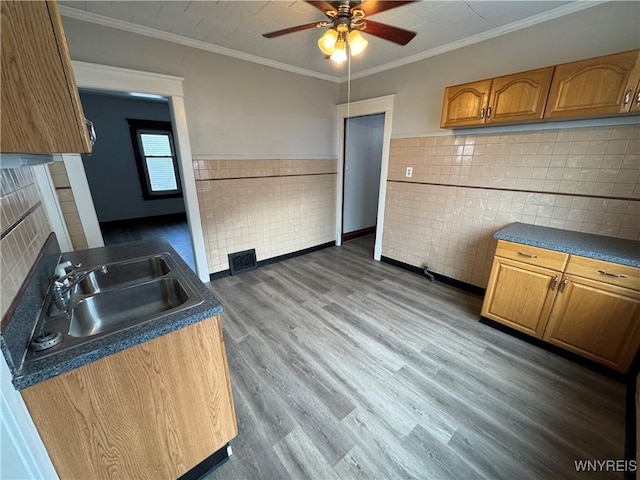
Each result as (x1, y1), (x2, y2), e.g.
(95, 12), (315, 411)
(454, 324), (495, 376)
(565, 255), (640, 291)
(495, 240), (569, 271)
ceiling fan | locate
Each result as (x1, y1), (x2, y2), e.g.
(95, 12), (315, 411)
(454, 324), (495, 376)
(262, 1), (417, 64)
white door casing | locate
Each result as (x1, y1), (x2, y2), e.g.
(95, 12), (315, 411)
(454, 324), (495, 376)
(61, 153), (104, 248)
(68, 61), (209, 282)
(33, 158), (73, 252)
(336, 95), (394, 261)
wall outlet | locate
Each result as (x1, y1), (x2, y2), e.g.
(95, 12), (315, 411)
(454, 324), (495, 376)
(405, 167), (413, 178)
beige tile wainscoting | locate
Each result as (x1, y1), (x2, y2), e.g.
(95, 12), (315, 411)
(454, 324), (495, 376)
(383, 124), (640, 288)
(47, 161), (88, 250)
(194, 159), (337, 274)
(0, 167), (52, 320)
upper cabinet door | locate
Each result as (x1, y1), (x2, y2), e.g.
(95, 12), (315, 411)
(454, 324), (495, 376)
(1, 1), (91, 153)
(486, 67), (554, 125)
(544, 49), (640, 120)
(440, 79), (491, 128)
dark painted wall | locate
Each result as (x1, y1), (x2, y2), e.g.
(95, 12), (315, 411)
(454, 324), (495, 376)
(80, 91), (185, 222)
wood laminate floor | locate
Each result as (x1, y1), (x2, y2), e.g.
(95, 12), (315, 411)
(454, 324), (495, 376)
(206, 236), (625, 480)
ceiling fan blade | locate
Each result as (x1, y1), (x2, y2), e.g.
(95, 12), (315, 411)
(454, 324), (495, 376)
(362, 20), (416, 45)
(305, 1), (338, 15)
(357, 1), (416, 17)
(263, 22), (321, 39)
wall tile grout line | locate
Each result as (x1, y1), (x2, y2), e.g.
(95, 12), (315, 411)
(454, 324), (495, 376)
(387, 180), (640, 202)
(196, 173), (337, 182)
(0, 201), (42, 240)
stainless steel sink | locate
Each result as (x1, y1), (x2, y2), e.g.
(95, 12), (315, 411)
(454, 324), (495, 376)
(69, 278), (191, 337)
(74, 255), (170, 295)
(28, 252), (203, 359)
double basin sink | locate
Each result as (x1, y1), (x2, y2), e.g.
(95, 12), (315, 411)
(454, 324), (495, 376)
(28, 253), (203, 359)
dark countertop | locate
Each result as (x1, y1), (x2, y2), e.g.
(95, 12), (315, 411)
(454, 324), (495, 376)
(494, 223), (640, 267)
(11, 238), (223, 390)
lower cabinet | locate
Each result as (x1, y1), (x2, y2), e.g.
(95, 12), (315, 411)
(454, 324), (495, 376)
(543, 275), (640, 371)
(483, 257), (558, 337)
(21, 315), (237, 479)
(482, 240), (640, 372)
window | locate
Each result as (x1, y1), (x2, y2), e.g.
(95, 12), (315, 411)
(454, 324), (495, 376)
(127, 119), (182, 200)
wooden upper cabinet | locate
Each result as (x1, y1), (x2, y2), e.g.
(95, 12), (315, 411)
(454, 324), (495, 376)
(544, 49), (640, 119)
(486, 67), (554, 125)
(440, 79), (491, 128)
(1, 1), (92, 153)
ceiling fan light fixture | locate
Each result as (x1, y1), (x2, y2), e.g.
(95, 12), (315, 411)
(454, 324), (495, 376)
(317, 28), (338, 56)
(347, 30), (368, 56)
(330, 34), (348, 64)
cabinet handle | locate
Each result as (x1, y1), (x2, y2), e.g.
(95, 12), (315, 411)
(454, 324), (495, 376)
(624, 89), (633, 108)
(487, 106), (492, 118)
(480, 107), (485, 119)
(85, 118), (96, 146)
(517, 251), (538, 258)
(550, 275), (559, 291)
(598, 269), (627, 278)
(636, 90), (640, 108)
(559, 278), (568, 293)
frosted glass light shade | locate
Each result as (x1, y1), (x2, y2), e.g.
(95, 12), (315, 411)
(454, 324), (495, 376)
(317, 29), (338, 55)
(330, 38), (347, 63)
(348, 30), (368, 56)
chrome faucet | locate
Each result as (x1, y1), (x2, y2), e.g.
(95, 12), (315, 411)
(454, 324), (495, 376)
(51, 263), (108, 313)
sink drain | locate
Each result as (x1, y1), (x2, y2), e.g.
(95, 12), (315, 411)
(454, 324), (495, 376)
(30, 331), (62, 352)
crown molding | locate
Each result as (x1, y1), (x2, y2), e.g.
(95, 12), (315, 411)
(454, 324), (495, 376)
(60, 2), (606, 85)
(59, 6), (342, 84)
(343, 0), (607, 82)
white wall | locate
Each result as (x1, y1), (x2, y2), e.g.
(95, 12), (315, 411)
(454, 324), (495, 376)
(342, 1), (640, 136)
(344, 114), (384, 233)
(61, 18), (340, 160)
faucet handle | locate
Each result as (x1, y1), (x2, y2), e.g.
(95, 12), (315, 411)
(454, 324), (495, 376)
(54, 261), (72, 279)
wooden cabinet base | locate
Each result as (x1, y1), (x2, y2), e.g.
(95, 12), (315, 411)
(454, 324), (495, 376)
(482, 241), (640, 373)
(481, 257), (557, 338)
(542, 276), (640, 372)
(21, 316), (237, 479)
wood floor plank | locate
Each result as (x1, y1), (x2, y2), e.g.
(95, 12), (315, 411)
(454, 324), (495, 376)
(205, 236), (626, 480)
(401, 424), (484, 479)
(273, 427), (340, 480)
(236, 333), (357, 465)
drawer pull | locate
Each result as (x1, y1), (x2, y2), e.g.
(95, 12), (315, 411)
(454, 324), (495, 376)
(598, 270), (627, 278)
(559, 278), (568, 293)
(550, 275), (559, 291)
(517, 252), (538, 258)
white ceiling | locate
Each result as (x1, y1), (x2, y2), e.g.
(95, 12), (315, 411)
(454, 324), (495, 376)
(59, 1), (600, 82)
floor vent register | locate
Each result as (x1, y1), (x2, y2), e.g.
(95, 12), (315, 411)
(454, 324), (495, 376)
(228, 249), (257, 275)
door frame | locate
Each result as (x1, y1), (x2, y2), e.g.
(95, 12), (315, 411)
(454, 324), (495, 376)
(336, 95), (394, 260)
(64, 61), (209, 282)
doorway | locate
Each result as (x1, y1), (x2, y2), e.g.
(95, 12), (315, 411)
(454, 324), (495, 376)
(79, 88), (195, 270)
(342, 113), (385, 247)
(336, 95), (395, 261)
